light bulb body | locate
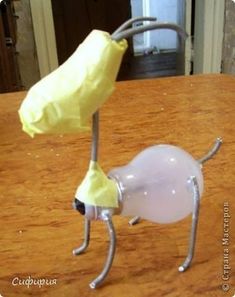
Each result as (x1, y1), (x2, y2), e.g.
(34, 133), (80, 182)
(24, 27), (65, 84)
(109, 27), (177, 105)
(109, 145), (203, 224)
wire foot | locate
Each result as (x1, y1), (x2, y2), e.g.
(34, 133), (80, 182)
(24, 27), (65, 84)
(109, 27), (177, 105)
(198, 137), (222, 165)
(129, 216), (141, 225)
(73, 218), (90, 255)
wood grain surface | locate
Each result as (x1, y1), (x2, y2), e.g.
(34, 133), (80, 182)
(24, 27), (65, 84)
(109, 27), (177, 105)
(0, 74), (234, 297)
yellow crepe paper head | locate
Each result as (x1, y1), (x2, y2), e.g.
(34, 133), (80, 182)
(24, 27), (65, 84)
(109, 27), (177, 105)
(75, 161), (118, 208)
(18, 30), (127, 137)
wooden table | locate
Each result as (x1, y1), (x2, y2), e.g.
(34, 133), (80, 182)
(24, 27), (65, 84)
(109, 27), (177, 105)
(0, 74), (234, 297)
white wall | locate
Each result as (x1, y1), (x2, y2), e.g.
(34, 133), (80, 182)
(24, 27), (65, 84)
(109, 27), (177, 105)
(148, 0), (178, 50)
(14, 0), (40, 88)
(131, 0), (144, 51)
(222, 0), (235, 74)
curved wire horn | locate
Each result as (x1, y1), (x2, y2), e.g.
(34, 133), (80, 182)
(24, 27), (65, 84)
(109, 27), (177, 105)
(112, 16), (157, 36)
(112, 22), (188, 41)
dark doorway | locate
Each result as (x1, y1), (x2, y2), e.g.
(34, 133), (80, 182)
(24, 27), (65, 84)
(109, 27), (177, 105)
(51, 0), (188, 80)
(51, 0), (132, 65)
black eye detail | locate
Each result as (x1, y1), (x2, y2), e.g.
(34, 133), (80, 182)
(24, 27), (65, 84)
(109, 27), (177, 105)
(73, 198), (85, 215)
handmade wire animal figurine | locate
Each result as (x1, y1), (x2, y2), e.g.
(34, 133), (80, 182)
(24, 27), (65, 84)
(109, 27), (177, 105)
(18, 17), (222, 289)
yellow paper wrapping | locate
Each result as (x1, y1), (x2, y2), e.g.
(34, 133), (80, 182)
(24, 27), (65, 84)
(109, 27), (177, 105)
(75, 161), (118, 208)
(18, 30), (127, 137)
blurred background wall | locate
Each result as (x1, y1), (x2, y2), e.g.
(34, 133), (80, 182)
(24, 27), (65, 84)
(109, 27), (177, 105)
(222, 0), (235, 74)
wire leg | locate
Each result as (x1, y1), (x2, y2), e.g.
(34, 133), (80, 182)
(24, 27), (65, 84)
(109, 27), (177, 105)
(129, 216), (141, 225)
(178, 176), (200, 272)
(198, 137), (222, 165)
(73, 217), (90, 255)
(89, 215), (116, 289)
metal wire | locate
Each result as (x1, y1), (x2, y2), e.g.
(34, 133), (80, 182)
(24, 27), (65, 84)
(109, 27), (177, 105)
(73, 218), (91, 255)
(112, 16), (157, 36)
(91, 111), (99, 162)
(112, 22), (188, 41)
(89, 215), (116, 289)
(178, 176), (200, 272)
(198, 137), (222, 164)
(129, 216), (141, 225)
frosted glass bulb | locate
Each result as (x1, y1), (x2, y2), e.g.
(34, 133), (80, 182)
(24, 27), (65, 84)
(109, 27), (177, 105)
(108, 145), (203, 224)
